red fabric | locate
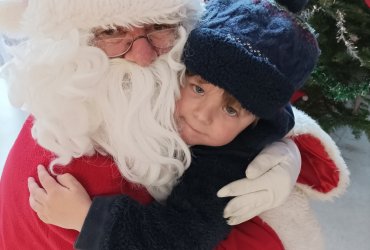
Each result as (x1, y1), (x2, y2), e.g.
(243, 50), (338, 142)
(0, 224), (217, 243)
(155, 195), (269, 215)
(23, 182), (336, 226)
(290, 90), (307, 103)
(0, 117), (153, 250)
(294, 134), (340, 193)
(216, 217), (284, 250)
(365, 0), (370, 8)
(0, 117), (284, 249)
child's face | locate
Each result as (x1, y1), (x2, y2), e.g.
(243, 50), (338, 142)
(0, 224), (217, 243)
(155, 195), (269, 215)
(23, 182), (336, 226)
(175, 75), (256, 146)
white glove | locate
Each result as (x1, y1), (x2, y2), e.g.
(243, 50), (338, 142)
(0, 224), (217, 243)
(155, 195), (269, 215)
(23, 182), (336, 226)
(217, 138), (301, 225)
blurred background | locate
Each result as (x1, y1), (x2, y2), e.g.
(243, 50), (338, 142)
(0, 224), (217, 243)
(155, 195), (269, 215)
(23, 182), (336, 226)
(295, 0), (370, 139)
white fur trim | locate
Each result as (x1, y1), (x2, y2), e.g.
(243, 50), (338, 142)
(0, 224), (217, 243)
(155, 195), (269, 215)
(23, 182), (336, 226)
(289, 107), (350, 201)
(260, 188), (325, 250)
(0, 0), (27, 35)
(17, 0), (203, 37)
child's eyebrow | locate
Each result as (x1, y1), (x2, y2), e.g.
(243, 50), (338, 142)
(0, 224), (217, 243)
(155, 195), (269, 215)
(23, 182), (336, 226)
(193, 75), (210, 85)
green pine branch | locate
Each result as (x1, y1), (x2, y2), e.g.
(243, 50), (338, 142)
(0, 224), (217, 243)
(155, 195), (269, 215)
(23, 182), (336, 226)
(295, 0), (370, 138)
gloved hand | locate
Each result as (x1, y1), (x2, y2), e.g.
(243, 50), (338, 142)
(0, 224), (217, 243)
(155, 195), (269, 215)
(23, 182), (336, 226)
(217, 138), (301, 225)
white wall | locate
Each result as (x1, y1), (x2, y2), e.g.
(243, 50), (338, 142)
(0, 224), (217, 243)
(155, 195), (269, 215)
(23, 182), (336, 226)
(0, 79), (27, 173)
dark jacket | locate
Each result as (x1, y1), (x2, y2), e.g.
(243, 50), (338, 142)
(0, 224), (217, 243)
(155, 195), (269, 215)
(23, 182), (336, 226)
(75, 106), (294, 250)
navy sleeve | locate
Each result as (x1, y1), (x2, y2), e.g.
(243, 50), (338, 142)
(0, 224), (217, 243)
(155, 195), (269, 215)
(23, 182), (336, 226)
(75, 154), (249, 250)
(75, 196), (119, 250)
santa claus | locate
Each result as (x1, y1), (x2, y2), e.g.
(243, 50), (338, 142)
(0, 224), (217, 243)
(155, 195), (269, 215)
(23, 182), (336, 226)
(0, 0), (348, 249)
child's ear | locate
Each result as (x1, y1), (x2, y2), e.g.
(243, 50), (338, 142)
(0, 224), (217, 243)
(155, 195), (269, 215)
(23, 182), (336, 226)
(252, 117), (259, 127)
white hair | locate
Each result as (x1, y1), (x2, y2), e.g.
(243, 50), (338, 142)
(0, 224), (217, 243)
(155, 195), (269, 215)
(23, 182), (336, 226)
(1, 26), (191, 200)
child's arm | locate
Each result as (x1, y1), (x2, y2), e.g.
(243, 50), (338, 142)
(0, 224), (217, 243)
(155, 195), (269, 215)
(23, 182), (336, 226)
(29, 155), (245, 250)
(28, 139), (301, 230)
(28, 144), (299, 249)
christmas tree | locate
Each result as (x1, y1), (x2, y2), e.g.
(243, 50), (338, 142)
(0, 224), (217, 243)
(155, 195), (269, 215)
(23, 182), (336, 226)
(295, 0), (370, 140)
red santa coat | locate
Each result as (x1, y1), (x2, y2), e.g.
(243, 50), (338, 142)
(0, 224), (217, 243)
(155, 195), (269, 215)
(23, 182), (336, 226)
(257, 107), (349, 250)
(0, 117), (154, 249)
(0, 117), (283, 250)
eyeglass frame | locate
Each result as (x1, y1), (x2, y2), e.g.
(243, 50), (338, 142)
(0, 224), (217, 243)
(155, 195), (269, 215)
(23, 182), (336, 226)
(92, 26), (179, 58)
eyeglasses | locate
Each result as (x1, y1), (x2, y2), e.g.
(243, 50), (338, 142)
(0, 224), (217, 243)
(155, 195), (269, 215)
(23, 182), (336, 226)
(93, 27), (179, 58)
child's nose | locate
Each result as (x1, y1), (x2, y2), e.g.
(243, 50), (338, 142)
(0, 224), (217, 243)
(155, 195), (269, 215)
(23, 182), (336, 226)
(123, 38), (158, 67)
(193, 101), (216, 125)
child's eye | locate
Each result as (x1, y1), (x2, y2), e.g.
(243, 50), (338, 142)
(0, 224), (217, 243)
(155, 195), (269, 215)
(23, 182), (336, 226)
(223, 106), (238, 117)
(192, 85), (205, 95)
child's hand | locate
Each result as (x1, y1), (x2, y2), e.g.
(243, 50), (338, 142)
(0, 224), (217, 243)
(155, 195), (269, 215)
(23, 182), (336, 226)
(28, 165), (92, 232)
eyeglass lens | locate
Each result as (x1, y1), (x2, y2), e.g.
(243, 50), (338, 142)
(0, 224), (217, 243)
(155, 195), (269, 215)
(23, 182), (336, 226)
(94, 28), (178, 58)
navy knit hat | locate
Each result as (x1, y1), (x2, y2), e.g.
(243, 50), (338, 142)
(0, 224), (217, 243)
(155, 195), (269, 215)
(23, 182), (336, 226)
(183, 0), (320, 119)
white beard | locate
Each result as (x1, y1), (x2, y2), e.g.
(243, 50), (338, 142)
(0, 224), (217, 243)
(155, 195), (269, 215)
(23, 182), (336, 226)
(2, 28), (191, 200)
(92, 57), (191, 200)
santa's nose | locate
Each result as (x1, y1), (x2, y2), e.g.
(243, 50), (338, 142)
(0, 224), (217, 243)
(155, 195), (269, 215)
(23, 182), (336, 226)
(123, 37), (158, 67)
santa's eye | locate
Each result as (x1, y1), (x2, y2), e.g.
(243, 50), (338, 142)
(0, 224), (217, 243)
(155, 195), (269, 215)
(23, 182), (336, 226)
(152, 24), (175, 31)
(104, 29), (117, 35)
(96, 27), (128, 38)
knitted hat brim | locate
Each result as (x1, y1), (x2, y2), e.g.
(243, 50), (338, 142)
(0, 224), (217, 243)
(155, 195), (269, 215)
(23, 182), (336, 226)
(183, 28), (295, 119)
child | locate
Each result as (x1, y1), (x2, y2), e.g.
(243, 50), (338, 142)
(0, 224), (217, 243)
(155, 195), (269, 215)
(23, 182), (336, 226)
(28, 0), (320, 249)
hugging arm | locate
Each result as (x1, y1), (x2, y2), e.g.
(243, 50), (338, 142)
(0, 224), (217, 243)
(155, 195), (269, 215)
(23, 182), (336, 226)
(75, 140), (299, 250)
(76, 195), (228, 250)
(75, 155), (246, 250)
(28, 155), (245, 250)
(28, 140), (298, 249)
(28, 147), (295, 250)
